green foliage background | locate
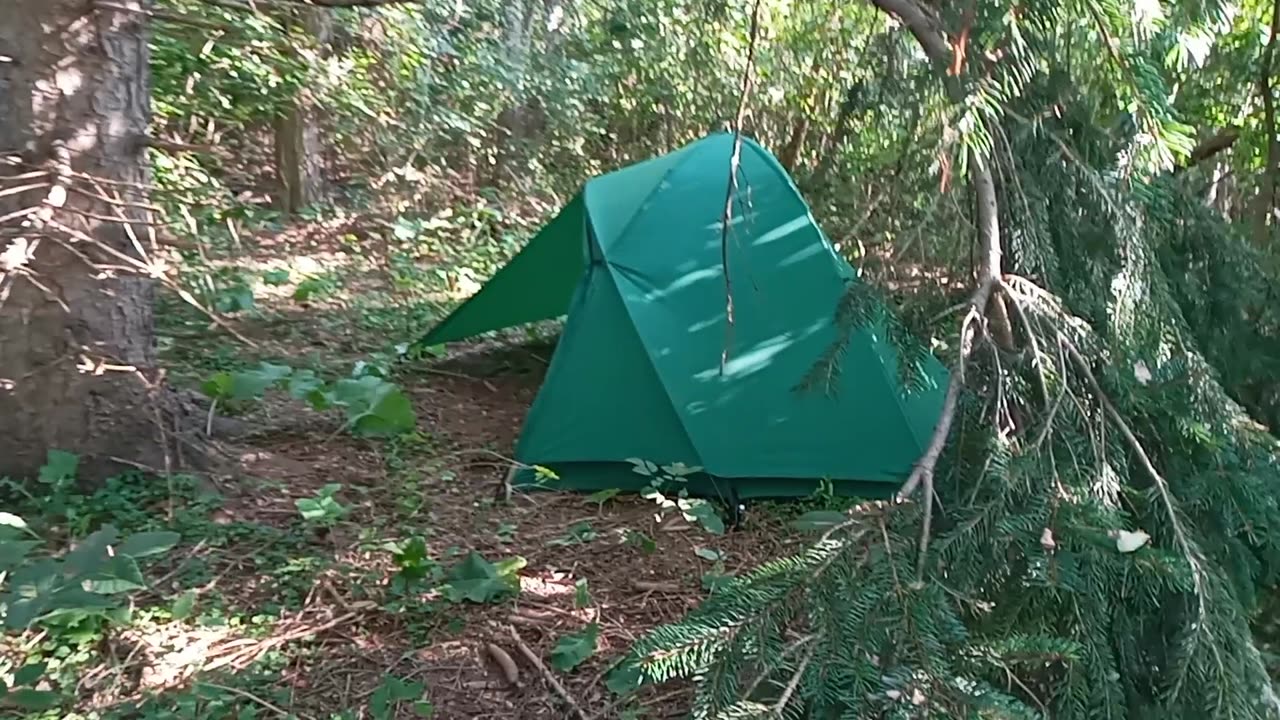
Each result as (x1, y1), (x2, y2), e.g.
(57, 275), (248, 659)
(16, 0), (1280, 716)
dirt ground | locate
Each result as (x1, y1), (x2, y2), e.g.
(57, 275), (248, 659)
(174, 341), (807, 720)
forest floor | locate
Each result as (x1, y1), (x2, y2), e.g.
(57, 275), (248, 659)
(14, 207), (842, 720)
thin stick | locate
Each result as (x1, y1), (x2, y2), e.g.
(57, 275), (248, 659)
(506, 625), (589, 720)
(718, 0), (764, 374)
(773, 645), (815, 714)
(199, 682), (311, 720)
(0, 181), (50, 200)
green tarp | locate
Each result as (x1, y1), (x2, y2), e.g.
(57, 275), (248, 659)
(418, 132), (949, 501)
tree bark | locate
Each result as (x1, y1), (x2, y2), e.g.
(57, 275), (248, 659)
(490, 0), (541, 185)
(1254, 0), (1280, 245)
(0, 0), (185, 482)
(274, 7), (332, 214)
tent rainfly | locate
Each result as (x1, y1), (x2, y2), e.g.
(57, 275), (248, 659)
(416, 132), (949, 504)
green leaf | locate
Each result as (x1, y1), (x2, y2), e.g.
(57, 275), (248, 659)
(295, 495), (346, 522)
(789, 510), (848, 532)
(228, 362), (293, 400)
(5, 688), (60, 711)
(12, 663), (46, 687)
(201, 371), (234, 401)
(586, 488), (621, 505)
(262, 268), (291, 285)
(625, 530), (656, 555)
(84, 554), (147, 594)
(116, 531), (181, 558)
(342, 384), (415, 437)
(412, 700), (435, 717)
(694, 547), (720, 562)
(172, 590), (198, 620)
(440, 551), (523, 604)
(330, 376), (416, 437)
(64, 525), (119, 576)
(605, 662), (644, 695)
(39, 450), (78, 484)
(287, 369), (326, 402)
(660, 462), (702, 477)
(681, 500), (724, 535)
(549, 622), (598, 672)
(624, 458), (657, 476)
(0, 540), (40, 572)
(2, 596), (53, 630)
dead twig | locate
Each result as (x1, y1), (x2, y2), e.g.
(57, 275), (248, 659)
(204, 611), (361, 672)
(773, 644), (816, 714)
(718, 0), (764, 375)
(199, 681), (312, 720)
(506, 625), (589, 720)
(632, 580), (682, 594)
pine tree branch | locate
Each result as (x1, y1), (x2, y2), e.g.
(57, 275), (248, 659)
(862, 0), (1009, 584)
(773, 644), (815, 714)
(1060, 335), (1219, 703)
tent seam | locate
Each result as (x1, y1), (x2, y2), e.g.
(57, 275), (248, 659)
(594, 255), (710, 475)
(587, 145), (695, 255)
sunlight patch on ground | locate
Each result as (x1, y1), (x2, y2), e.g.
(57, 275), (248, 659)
(519, 570), (577, 598)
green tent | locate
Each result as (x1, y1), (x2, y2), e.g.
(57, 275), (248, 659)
(418, 132), (949, 502)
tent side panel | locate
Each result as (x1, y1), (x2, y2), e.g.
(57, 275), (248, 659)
(603, 134), (948, 488)
(416, 195), (588, 347)
(514, 264), (702, 475)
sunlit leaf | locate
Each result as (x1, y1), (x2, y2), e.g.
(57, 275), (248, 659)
(549, 622), (598, 672)
(116, 531), (181, 558)
(439, 551), (523, 604)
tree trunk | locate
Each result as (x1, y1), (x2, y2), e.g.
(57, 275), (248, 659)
(0, 0), (184, 482)
(274, 8), (332, 215)
(1254, 0), (1280, 245)
(809, 85), (859, 192)
(778, 115), (810, 172)
(491, 0), (539, 185)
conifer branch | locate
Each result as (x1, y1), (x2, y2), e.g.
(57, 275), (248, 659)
(1060, 335), (1220, 702)
(865, 0), (1010, 583)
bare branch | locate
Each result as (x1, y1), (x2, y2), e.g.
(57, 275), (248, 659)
(0, 206), (41, 226)
(866, 0), (952, 68)
(1177, 128), (1240, 172)
(718, 0), (763, 374)
(193, 0), (425, 9)
(0, 182), (50, 201)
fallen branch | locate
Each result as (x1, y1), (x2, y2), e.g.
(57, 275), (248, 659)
(506, 625), (589, 720)
(93, 1), (232, 31)
(1060, 335), (1217, 700)
(773, 645), (816, 714)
